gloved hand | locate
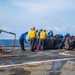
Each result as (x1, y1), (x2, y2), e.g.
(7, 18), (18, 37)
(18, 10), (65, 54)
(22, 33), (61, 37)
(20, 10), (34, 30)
(28, 39), (30, 41)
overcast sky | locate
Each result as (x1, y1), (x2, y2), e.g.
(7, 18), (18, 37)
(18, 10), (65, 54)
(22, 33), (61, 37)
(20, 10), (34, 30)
(0, 0), (75, 39)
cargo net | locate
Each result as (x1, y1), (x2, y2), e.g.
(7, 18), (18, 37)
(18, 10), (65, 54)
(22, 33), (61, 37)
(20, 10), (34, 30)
(0, 31), (16, 54)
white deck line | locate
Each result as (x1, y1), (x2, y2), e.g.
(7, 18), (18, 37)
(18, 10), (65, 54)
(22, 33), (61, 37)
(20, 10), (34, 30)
(0, 58), (74, 68)
(59, 52), (74, 56)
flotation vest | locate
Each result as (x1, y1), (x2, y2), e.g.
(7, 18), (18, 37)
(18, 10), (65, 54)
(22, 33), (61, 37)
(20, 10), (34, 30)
(40, 31), (47, 39)
(28, 30), (37, 39)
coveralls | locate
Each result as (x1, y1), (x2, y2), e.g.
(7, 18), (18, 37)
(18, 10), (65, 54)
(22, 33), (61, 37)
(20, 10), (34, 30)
(39, 30), (47, 50)
(19, 32), (28, 51)
(28, 29), (37, 52)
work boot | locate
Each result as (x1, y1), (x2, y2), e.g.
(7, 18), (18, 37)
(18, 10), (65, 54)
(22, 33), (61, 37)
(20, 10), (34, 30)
(22, 49), (26, 51)
(31, 50), (35, 52)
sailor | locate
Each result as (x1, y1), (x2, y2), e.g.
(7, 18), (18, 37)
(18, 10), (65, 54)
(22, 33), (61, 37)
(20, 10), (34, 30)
(58, 33), (70, 49)
(48, 30), (53, 38)
(54, 34), (63, 49)
(38, 29), (42, 38)
(19, 32), (28, 51)
(39, 29), (47, 50)
(28, 27), (38, 52)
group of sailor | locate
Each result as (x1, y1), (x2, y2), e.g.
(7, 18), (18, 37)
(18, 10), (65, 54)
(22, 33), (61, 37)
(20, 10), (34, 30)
(19, 27), (75, 52)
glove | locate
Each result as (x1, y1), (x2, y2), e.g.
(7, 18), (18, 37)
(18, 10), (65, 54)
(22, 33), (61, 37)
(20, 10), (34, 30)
(28, 39), (30, 41)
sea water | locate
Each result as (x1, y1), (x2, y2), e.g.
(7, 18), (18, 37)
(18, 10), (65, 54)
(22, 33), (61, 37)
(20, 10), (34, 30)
(0, 39), (30, 46)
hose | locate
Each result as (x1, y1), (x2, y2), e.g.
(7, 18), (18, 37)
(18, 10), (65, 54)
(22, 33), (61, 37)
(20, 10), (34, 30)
(0, 29), (16, 54)
(3, 34), (16, 54)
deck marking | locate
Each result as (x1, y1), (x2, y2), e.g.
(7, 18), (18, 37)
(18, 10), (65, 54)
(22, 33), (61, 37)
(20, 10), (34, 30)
(59, 52), (73, 56)
(0, 58), (74, 68)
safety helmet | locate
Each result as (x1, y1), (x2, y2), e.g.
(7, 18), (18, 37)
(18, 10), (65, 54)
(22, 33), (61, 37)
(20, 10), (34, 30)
(42, 29), (46, 32)
(66, 33), (70, 37)
(31, 27), (35, 30)
(25, 32), (28, 34)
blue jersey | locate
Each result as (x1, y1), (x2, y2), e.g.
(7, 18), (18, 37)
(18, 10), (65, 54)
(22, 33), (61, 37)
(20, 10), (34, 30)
(19, 33), (27, 40)
(38, 31), (41, 37)
(57, 34), (63, 38)
(48, 32), (53, 37)
(61, 35), (66, 42)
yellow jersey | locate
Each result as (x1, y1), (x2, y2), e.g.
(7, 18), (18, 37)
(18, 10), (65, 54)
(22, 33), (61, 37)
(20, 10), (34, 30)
(40, 31), (47, 39)
(28, 30), (38, 39)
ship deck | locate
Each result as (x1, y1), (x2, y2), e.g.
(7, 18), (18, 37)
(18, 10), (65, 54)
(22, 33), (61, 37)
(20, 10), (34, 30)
(0, 47), (75, 75)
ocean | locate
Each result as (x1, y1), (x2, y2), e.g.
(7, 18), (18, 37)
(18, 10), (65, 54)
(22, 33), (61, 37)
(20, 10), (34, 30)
(0, 39), (30, 46)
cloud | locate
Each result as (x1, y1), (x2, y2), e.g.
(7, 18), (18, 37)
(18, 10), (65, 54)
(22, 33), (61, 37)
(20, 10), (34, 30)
(0, 26), (11, 31)
(0, 26), (15, 39)
(9, 0), (75, 13)
(9, 1), (48, 14)
(46, 24), (75, 35)
(0, 0), (75, 39)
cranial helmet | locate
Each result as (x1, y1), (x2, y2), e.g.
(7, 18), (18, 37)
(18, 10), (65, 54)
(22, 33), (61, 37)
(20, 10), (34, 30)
(31, 27), (35, 30)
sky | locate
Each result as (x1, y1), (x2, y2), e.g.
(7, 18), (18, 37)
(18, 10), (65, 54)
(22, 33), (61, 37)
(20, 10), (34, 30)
(0, 0), (75, 39)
